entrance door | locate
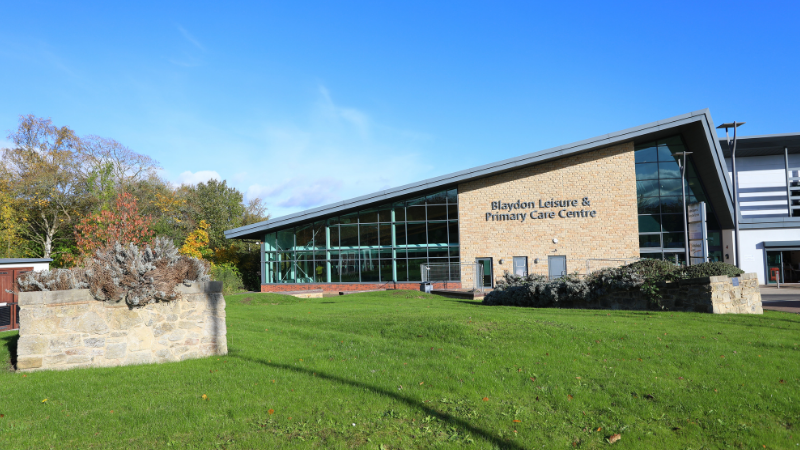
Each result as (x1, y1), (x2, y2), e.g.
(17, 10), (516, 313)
(513, 256), (528, 276)
(767, 251), (782, 284)
(766, 250), (800, 284)
(548, 256), (566, 280)
(476, 258), (493, 288)
(0, 268), (31, 331)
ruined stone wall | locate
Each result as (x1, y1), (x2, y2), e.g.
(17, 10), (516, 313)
(594, 273), (763, 314)
(15, 282), (227, 371)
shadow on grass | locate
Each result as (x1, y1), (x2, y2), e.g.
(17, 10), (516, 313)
(240, 356), (526, 450)
(1, 331), (19, 370)
(453, 300), (484, 307)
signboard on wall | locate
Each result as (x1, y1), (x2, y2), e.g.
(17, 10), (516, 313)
(687, 202), (708, 265)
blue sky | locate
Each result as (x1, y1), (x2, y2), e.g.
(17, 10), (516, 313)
(2, 1), (798, 219)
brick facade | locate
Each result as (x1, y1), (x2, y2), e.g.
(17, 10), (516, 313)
(261, 281), (461, 293)
(458, 142), (639, 283)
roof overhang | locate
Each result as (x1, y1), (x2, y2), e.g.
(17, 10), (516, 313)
(718, 133), (800, 158)
(0, 258), (53, 264)
(226, 108), (736, 240)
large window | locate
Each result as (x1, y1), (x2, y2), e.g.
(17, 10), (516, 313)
(636, 136), (722, 263)
(263, 188), (459, 283)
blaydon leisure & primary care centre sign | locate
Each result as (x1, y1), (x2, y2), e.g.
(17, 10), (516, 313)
(486, 197), (597, 222)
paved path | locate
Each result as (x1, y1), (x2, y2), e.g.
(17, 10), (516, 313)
(760, 287), (800, 314)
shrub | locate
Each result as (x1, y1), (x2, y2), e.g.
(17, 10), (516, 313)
(17, 237), (210, 307)
(482, 259), (745, 310)
(483, 272), (592, 307)
(585, 265), (645, 296)
(680, 261), (743, 279)
(210, 263), (245, 295)
(624, 259), (680, 283)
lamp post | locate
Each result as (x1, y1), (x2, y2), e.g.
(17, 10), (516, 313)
(675, 151), (693, 266)
(717, 122), (746, 269)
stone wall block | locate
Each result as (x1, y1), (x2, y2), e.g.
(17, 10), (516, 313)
(105, 342), (127, 360)
(127, 326), (154, 352)
(124, 351), (153, 365)
(49, 334), (82, 352)
(167, 329), (185, 342)
(61, 311), (109, 334)
(17, 335), (48, 356)
(152, 322), (174, 337)
(17, 356), (43, 369)
(108, 309), (143, 330)
(66, 355), (92, 365)
(180, 351), (199, 361)
(19, 316), (60, 335)
(16, 287), (227, 372)
(44, 354), (67, 365)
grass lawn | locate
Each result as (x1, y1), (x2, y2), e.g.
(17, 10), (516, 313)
(1, 291), (799, 449)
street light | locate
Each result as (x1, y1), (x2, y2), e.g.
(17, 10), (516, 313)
(717, 122), (746, 269)
(675, 151), (693, 265)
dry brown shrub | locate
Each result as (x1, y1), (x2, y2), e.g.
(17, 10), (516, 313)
(17, 237), (209, 307)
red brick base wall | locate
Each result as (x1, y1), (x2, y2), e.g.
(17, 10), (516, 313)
(261, 281), (462, 293)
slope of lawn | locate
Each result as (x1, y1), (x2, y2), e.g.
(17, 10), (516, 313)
(1, 290), (799, 449)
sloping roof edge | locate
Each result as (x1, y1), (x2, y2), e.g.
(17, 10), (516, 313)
(226, 109), (734, 239)
(0, 258), (53, 264)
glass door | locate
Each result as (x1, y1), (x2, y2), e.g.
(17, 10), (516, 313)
(476, 258), (493, 288)
(766, 251), (782, 284)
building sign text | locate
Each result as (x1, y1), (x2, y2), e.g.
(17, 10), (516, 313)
(485, 197), (597, 222)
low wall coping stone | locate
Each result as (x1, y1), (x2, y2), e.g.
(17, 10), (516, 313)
(18, 281), (222, 307)
(18, 289), (94, 306)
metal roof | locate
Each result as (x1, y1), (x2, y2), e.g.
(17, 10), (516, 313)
(225, 108), (736, 240)
(764, 240), (800, 248)
(718, 132), (800, 158)
(0, 258), (53, 264)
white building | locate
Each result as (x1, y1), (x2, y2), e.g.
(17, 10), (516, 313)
(722, 133), (800, 284)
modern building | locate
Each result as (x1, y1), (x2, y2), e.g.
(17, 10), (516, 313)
(224, 109), (798, 291)
(720, 133), (800, 284)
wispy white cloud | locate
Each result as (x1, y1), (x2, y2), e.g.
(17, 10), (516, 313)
(177, 25), (205, 51)
(318, 86), (369, 137)
(176, 170), (221, 185)
(246, 180), (292, 200)
(148, 85), (434, 218)
(168, 55), (203, 67)
(0, 139), (14, 150)
(276, 178), (343, 208)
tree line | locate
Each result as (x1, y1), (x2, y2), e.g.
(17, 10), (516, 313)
(0, 115), (268, 290)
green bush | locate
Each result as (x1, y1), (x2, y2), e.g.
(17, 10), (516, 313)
(484, 258), (745, 309)
(681, 261), (744, 279)
(483, 272), (594, 307)
(210, 263), (245, 295)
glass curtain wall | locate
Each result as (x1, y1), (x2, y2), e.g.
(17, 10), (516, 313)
(263, 188), (459, 283)
(635, 136), (723, 263)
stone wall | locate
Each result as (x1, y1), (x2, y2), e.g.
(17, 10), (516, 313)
(593, 273), (763, 314)
(458, 142), (639, 282)
(15, 282), (227, 372)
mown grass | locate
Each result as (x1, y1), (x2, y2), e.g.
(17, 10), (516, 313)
(1, 291), (799, 449)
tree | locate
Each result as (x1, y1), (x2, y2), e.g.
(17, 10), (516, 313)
(186, 180), (246, 250)
(180, 220), (211, 259)
(72, 192), (154, 261)
(0, 179), (27, 257)
(242, 198), (270, 226)
(2, 115), (85, 258)
(79, 135), (160, 187)
(125, 175), (191, 246)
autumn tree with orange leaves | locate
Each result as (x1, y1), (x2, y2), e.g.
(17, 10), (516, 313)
(73, 193), (154, 261)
